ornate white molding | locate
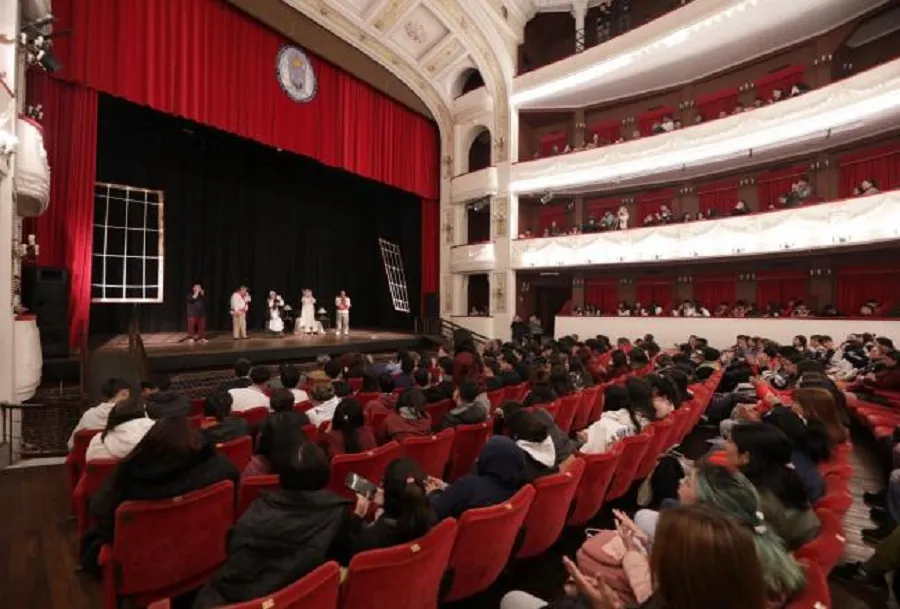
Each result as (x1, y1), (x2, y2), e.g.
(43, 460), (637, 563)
(511, 59), (900, 194)
(451, 167), (499, 203)
(449, 242), (497, 273)
(511, 192), (900, 269)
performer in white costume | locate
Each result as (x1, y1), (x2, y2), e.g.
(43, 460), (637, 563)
(267, 290), (285, 334)
(230, 286), (251, 339)
(296, 289), (317, 334)
(335, 290), (351, 335)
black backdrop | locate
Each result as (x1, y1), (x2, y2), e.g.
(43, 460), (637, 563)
(90, 95), (422, 335)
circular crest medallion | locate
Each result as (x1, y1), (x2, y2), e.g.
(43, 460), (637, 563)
(276, 45), (317, 103)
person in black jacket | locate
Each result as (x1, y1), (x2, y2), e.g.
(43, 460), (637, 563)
(524, 369), (558, 407)
(142, 374), (192, 419)
(200, 391), (249, 445)
(506, 409), (558, 483)
(440, 378), (488, 429)
(482, 358), (504, 392)
(414, 368), (451, 403)
(186, 283), (207, 343)
(194, 441), (357, 608)
(217, 358), (253, 392)
(498, 352), (523, 387)
(81, 417), (238, 573)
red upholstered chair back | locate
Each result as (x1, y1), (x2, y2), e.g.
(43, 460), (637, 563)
(487, 389), (505, 409)
(542, 400), (560, 419)
(446, 422), (491, 482)
(101, 481), (235, 608)
(235, 406), (269, 428)
(219, 561), (341, 609)
(302, 423), (319, 445)
(570, 387), (599, 432)
(295, 400), (315, 414)
(568, 448), (621, 526)
(190, 398), (205, 416)
(518, 458), (586, 558)
(75, 458), (120, 538)
(504, 383), (528, 402)
(633, 418), (676, 481)
(236, 474), (280, 518)
(328, 442), (400, 500)
(426, 399), (454, 432)
(187, 414), (204, 430)
(399, 429), (455, 479)
(67, 428), (102, 502)
(348, 377), (363, 392)
(356, 392), (379, 404)
(587, 384), (607, 424)
(341, 518), (458, 609)
(785, 560), (831, 609)
(215, 435), (253, 472)
(605, 427), (654, 501)
(794, 508), (846, 574)
(554, 394), (581, 434)
(444, 485), (536, 602)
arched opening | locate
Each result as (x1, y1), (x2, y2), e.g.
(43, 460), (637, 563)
(454, 68), (485, 98)
(467, 128), (492, 173)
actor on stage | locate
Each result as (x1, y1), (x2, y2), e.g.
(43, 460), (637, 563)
(267, 290), (285, 334)
(186, 283), (207, 343)
(296, 289), (317, 334)
(230, 285), (251, 339)
(335, 290), (351, 335)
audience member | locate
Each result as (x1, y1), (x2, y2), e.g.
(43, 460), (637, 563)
(68, 378), (131, 449)
(85, 397), (155, 462)
(306, 370), (340, 426)
(378, 387), (432, 443)
(218, 358), (253, 391)
(279, 364), (308, 403)
(200, 391), (250, 445)
(229, 367), (271, 412)
(321, 398), (376, 459)
(142, 374), (192, 419)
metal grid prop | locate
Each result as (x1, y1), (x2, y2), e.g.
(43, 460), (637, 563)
(91, 183), (165, 303)
(378, 238), (410, 313)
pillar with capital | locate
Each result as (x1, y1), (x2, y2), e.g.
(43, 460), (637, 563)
(572, 0), (588, 52)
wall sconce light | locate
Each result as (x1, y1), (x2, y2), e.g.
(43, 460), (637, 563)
(572, 277), (584, 287)
(676, 276), (693, 283)
(842, 62), (853, 72)
(812, 54), (833, 66)
(619, 278), (633, 285)
(739, 177), (756, 187)
(521, 281), (530, 293)
(622, 196), (635, 205)
(678, 100), (695, 110)
(738, 272), (756, 281)
(809, 159), (830, 171)
(575, 121), (586, 130)
(738, 81), (755, 92)
(808, 268), (832, 276)
(677, 186), (694, 195)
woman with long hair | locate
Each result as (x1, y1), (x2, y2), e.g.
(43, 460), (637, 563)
(625, 377), (659, 423)
(378, 387), (432, 443)
(85, 396), (155, 461)
(792, 386), (848, 447)
(550, 364), (574, 397)
(322, 398), (376, 458)
(578, 384), (651, 454)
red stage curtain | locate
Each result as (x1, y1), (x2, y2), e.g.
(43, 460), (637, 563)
(636, 189), (676, 222)
(585, 279), (619, 314)
(755, 270), (807, 310)
(756, 165), (809, 209)
(696, 88), (739, 120)
(51, 0), (438, 199)
(539, 132), (568, 156)
(420, 199), (439, 303)
(693, 275), (737, 310)
(27, 72), (98, 350)
(585, 197), (620, 219)
(587, 120), (622, 145)
(836, 266), (900, 315)
(537, 204), (570, 232)
(697, 179), (740, 216)
(635, 279), (673, 310)
(837, 144), (900, 198)
(637, 106), (675, 137)
(755, 66), (806, 101)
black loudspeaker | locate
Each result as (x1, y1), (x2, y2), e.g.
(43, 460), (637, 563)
(21, 266), (70, 358)
(424, 292), (439, 317)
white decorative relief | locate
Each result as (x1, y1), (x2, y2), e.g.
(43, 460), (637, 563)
(449, 242), (497, 273)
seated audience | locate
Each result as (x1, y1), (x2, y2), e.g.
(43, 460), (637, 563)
(321, 398), (376, 459)
(85, 397), (156, 462)
(269, 387), (311, 428)
(200, 391), (250, 445)
(496, 400), (579, 466)
(550, 365), (574, 397)
(364, 372), (398, 421)
(243, 413), (309, 478)
(523, 369), (558, 406)
(440, 378), (488, 429)
(142, 374), (191, 419)
(506, 408), (558, 482)
(323, 359), (353, 398)
(378, 387), (432, 443)
(578, 384), (653, 454)
(306, 370), (341, 426)
(68, 378), (131, 449)
(393, 355), (417, 390)
(279, 364), (308, 403)
(228, 366), (271, 412)
(217, 358), (253, 391)
(81, 417), (238, 574)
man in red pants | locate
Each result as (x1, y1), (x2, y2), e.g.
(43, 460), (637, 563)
(186, 283), (208, 343)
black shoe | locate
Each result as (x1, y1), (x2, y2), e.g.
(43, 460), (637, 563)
(862, 524), (894, 544)
(864, 489), (887, 507)
(870, 505), (891, 524)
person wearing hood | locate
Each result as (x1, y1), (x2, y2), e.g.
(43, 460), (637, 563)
(577, 384), (653, 454)
(495, 400), (580, 466)
(85, 397), (156, 462)
(142, 374), (192, 419)
(306, 370), (340, 426)
(440, 378), (488, 430)
(81, 417), (238, 573)
(379, 387), (432, 443)
(194, 440), (356, 608)
(426, 436), (525, 520)
(506, 409), (558, 482)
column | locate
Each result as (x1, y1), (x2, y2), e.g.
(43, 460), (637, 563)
(572, 0), (588, 53)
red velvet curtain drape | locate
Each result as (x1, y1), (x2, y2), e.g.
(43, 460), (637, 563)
(51, 0), (439, 200)
(836, 266), (900, 315)
(696, 88), (739, 120)
(755, 270), (807, 310)
(26, 72), (98, 349)
(697, 180), (740, 216)
(756, 165), (808, 209)
(584, 279), (619, 314)
(420, 200), (439, 303)
(636, 189), (676, 221)
(538, 205), (570, 232)
(635, 280), (673, 310)
(837, 144), (900, 198)
(693, 275), (737, 310)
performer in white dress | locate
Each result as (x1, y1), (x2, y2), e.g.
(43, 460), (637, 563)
(267, 290), (285, 334)
(230, 286), (251, 339)
(296, 289), (317, 334)
(335, 290), (351, 336)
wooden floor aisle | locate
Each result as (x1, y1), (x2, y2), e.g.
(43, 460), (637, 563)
(0, 428), (891, 609)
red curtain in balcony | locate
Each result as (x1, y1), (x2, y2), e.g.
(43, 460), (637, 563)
(756, 270), (808, 310)
(537, 204), (570, 232)
(693, 275), (737, 310)
(587, 120), (622, 145)
(836, 266), (900, 315)
(585, 278), (619, 314)
(26, 72), (98, 350)
(756, 165), (809, 209)
(697, 179), (740, 216)
(50, 0), (439, 200)
(637, 106), (675, 137)
(837, 143), (900, 198)
(635, 279), (674, 309)
(695, 88), (739, 120)
(585, 197), (621, 219)
(539, 132), (569, 156)
(755, 65), (806, 101)
(636, 189), (677, 221)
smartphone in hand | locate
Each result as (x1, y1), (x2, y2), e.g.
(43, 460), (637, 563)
(345, 473), (378, 499)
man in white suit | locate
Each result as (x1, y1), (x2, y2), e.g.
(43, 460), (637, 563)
(335, 290), (351, 336)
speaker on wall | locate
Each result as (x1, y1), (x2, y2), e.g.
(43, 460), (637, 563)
(21, 266), (70, 358)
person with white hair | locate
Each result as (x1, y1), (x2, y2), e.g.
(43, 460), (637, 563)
(295, 288), (317, 334)
(266, 290), (285, 334)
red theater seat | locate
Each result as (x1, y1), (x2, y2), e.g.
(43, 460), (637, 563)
(785, 560), (831, 609)
(633, 418), (676, 481)
(426, 399), (454, 432)
(605, 427), (654, 501)
(67, 429), (102, 509)
(569, 448), (621, 526)
(99, 481), (235, 609)
(794, 508), (846, 574)
(446, 422), (491, 482)
(236, 474), (280, 518)
(444, 485), (536, 602)
(487, 389), (506, 409)
(341, 518), (458, 609)
(554, 394), (581, 434)
(327, 442), (400, 501)
(190, 398), (205, 417)
(215, 436), (253, 472)
(234, 406), (269, 429)
(399, 429), (455, 479)
(570, 387), (599, 432)
(518, 458), (585, 558)
(74, 458), (120, 539)
(505, 383), (529, 402)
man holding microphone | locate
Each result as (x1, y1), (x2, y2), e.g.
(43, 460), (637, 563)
(335, 290), (351, 336)
(231, 285), (251, 340)
(186, 283), (208, 343)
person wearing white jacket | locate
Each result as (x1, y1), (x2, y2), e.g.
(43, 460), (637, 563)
(86, 398), (156, 462)
(578, 384), (651, 455)
(67, 378), (131, 450)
